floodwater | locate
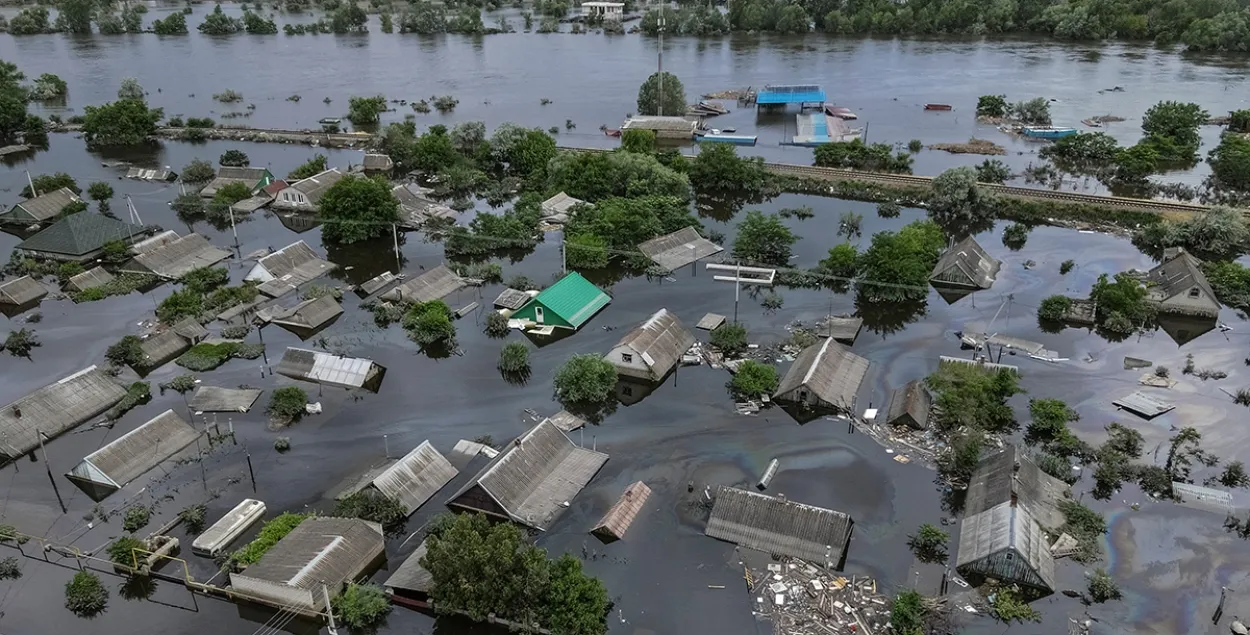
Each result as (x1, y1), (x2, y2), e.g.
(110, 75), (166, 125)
(2, 21), (1250, 635)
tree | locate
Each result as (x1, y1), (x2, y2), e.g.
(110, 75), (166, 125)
(818, 243), (858, 281)
(180, 266), (229, 294)
(928, 166), (997, 237)
(907, 524), (949, 564)
(990, 588), (1041, 623)
(976, 94), (1008, 118)
(499, 341), (530, 373)
(118, 78), (145, 101)
(938, 430), (984, 485)
(1010, 97), (1051, 125)
(733, 211), (797, 266)
(485, 311), (510, 337)
(636, 71), (686, 117)
(152, 12), (189, 34)
(1219, 461), (1250, 488)
(267, 386), (309, 423)
(347, 95), (387, 126)
(87, 182), (114, 207)
(181, 159), (215, 183)
(179, 504), (207, 533)
(1208, 134), (1250, 191)
(156, 289), (204, 323)
(20, 172), (80, 198)
(106, 335), (145, 368)
(410, 126), (458, 172)
(926, 362), (1023, 435)
(1039, 132), (1121, 171)
(329, 3), (368, 32)
(287, 155), (328, 180)
(402, 300), (456, 347)
(29, 73), (67, 101)
(710, 322), (748, 357)
(317, 175), (401, 244)
(554, 354), (617, 404)
(3, 329), (40, 358)
(687, 144), (769, 197)
(774, 3), (810, 32)
(543, 554), (610, 635)
(242, 10), (277, 34)
(450, 121), (486, 155)
(219, 149), (249, 167)
(335, 491), (407, 531)
(198, 4), (243, 34)
(565, 233), (609, 269)
(1166, 426), (1216, 484)
(1025, 398), (1078, 444)
(1141, 101), (1208, 155)
(974, 159), (1011, 183)
(729, 360), (778, 398)
(65, 571), (108, 617)
(82, 99), (162, 146)
(620, 128), (655, 153)
(0, 91), (27, 143)
(856, 220), (945, 301)
(1001, 223), (1028, 249)
(547, 151), (690, 202)
(1087, 569), (1121, 603)
(1090, 272), (1153, 332)
(332, 583), (392, 630)
(1231, 109), (1250, 134)
(890, 590), (927, 635)
(57, 0), (96, 34)
(1113, 143), (1159, 184)
(8, 7), (51, 35)
(813, 139), (913, 173)
(1037, 295), (1072, 322)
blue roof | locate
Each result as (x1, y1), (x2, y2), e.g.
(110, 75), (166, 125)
(756, 84), (826, 105)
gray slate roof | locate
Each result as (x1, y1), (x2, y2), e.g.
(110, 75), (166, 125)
(884, 379), (931, 430)
(15, 213), (147, 258)
(65, 267), (114, 293)
(67, 410), (199, 491)
(138, 329), (194, 370)
(270, 295), (344, 334)
(493, 288), (532, 310)
(609, 308), (695, 378)
(190, 386), (263, 412)
(385, 539), (432, 594)
(358, 271), (397, 297)
(774, 338), (870, 410)
(447, 419), (609, 530)
(705, 486), (854, 564)
(964, 445), (1070, 531)
(276, 347), (385, 391)
(638, 227), (723, 272)
(931, 236), (1000, 290)
(246, 241), (336, 287)
(0, 367), (128, 460)
(381, 265), (464, 304)
(541, 192), (587, 217)
(1147, 249), (1217, 303)
(122, 232), (230, 279)
(0, 276), (47, 306)
(2, 188), (81, 223)
(545, 410), (585, 432)
(230, 517), (384, 608)
(360, 441), (458, 515)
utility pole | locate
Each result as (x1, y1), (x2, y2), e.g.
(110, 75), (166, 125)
(37, 431), (66, 514)
(323, 583), (338, 635)
(24, 170), (36, 197)
(392, 224), (401, 272)
(245, 448), (256, 493)
(656, 12), (665, 117)
(383, 434), (390, 460)
(560, 238), (567, 274)
(733, 261), (741, 324)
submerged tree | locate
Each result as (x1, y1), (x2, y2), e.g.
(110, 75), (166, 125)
(636, 71), (686, 117)
(927, 166), (997, 238)
(732, 210), (797, 267)
(907, 523), (950, 564)
(554, 355), (617, 405)
(317, 175), (400, 244)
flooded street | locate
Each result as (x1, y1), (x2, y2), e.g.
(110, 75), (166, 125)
(2, 21), (1250, 635)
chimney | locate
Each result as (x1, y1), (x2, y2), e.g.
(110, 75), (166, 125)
(12, 407), (20, 419)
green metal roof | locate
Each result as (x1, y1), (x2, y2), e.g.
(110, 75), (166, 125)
(529, 272), (610, 328)
(16, 213), (147, 257)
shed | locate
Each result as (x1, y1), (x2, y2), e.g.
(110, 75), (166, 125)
(385, 539), (433, 600)
(270, 168), (345, 212)
(545, 410), (585, 432)
(393, 184), (456, 228)
(963, 445), (1070, 530)
(511, 272), (610, 331)
(493, 288), (532, 311)
(606, 308), (695, 381)
(773, 339), (870, 413)
(200, 167), (275, 198)
(276, 347), (386, 392)
(817, 316), (863, 345)
(540, 192), (588, 223)
(1145, 248), (1220, 319)
(956, 502), (1056, 595)
(193, 499), (266, 557)
(0, 366), (127, 462)
(120, 232), (230, 279)
(704, 486), (854, 566)
(126, 167), (178, 182)
(756, 84), (828, 106)
(66, 410), (200, 500)
(381, 265), (465, 304)
(591, 481), (651, 541)
(357, 271), (398, 297)
(884, 379), (931, 430)
(270, 295), (344, 338)
(0, 187), (82, 225)
(0, 276), (47, 306)
(245, 241), (336, 290)
(620, 116), (701, 140)
(930, 236), (1000, 290)
(14, 213), (152, 263)
(228, 517), (384, 614)
(64, 267), (114, 293)
(446, 419), (609, 530)
(190, 386), (263, 413)
(362, 153), (394, 172)
(137, 329), (195, 371)
(342, 441), (458, 516)
(638, 227), (723, 272)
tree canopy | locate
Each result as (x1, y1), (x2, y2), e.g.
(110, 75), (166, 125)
(554, 354), (618, 405)
(636, 71), (686, 117)
(732, 210), (797, 267)
(317, 175), (400, 244)
(547, 150), (690, 202)
(856, 220), (945, 301)
(81, 98), (163, 146)
(927, 166), (997, 237)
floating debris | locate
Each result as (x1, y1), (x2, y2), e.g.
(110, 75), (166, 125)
(929, 138), (1005, 156)
(746, 558), (892, 635)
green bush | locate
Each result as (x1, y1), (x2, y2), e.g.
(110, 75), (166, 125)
(220, 324), (251, 339)
(122, 505), (151, 533)
(498, 342), (530, 373)
(107, 536), (146, 566)
(402, 300), (456, 347)
(64, 571), (108, 617)
(157, 288), (204, 323)
(553, 354), (618, 404)
(105, 335), (145, 368)
(268, 386), (309, 423)
(179, 504), (207, 533)
(175, 342), (264, 371)
(180, 266), (229, 294)
(709, 322), (748, 357)
(0, 557), (21, 580)
(226, 512), (311, 569)
(1001, 223), (1029, 249)
(3, 329), (40, 358)
(1037, 295), (1073, 322)
(0, 525), (29, 545)
(1088, 568), (1121, 603)
(484, 311), (510, 337)
(729, 360), (778, 399)
(274, 437), (291, 452)
(332, 583), (392, 630)
(335, 490), (407, 531)
(461, 262), (503, 283)
(106, 382), (151, 421)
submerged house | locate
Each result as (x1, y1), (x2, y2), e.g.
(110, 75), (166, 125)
(362, 153), (394, 173)
(956, 445), (1070, 596)
(136, 318), (208, 372)
(883, 379), (931, 430)
(66, 410), (201, 500)
(121, 231), (231, 279)
(705, 486), (854, 567)
(385, 539), (434, 604)
(245, 241), (337, 296)
(64, 267), (113, 294)
(0, 366), (128, 462)
(338, 441), (458, 516)
(380, 264), (465, 304)
(13, 213), (152, 263)
(446, 419), (609, 530)
(393, 184), (455, 228)
(591, 481), (652, 541)
(773, 338), (870, 413)
(270, 168), (345, 213)
(637, 226), (723, 272)
(511, 272), (610, 332)
(1144, 248), (1220, 319)
(930, 236), (1001, 290)
(540, 192), (588, 224)
(200, 166), (275, 199)
(276, 347), (386, 392)
(268, 295), (344, 339)
(605, 308), (695, 382)
(0, 187), (82, 226)
(620, 116), (701, 140)
(229, 517), (384, 614)
(0, 276), (47, 307)
(125, 167), (178, 182)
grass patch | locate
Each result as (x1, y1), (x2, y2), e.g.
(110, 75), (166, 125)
(176, 342), (264, 371)
(105, 382), (151, 421)
(225, 512), (311, 571)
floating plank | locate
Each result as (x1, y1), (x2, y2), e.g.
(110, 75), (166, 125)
(455, 302), (479, 319)
(696, 313), (727, 331)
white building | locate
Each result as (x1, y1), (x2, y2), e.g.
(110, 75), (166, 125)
(582, 1), (624, 20)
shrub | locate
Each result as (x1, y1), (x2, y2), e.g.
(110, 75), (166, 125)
(332, 583), (392, 630)
(175, 342), (263, 371)
(157, 288), (204, 323)
(907, 523), (950, 564)
(179, 505), (207, 533)
(877, 201), (901, 218)
(990, 587), (1041, 623)
(107, 536), (146, 566)
(106, 382), (151, 421)
(484, 311), (510, 337)
(64, 571), (108, 617)
(709, 322), (748, 357)
(267, 386), (309, 423)
(498, 342), (530, 373)
(907, 139), (923, 152)
(180, 266), (229, 294)
(1037, 295), (1072, 322)
(402, 300), (457, 347)
(1060, 499), (1107, 562)
(164, 374), (198, 395)
(272, 436), (292, 453)
(553, 354), (618, 404)
(226, 512), (311, 569)
(219, 149), (249, 167)
(3, 329), (40, 358)
(122, 505), (151, 533)
(181, 159), (215, 183)
(1001, 223), (1029, 249)
(1060, 259), (1075, 275)
(335, 491), (407, 531)
(0, 526), (27, 545)
(729, 360), (778, 399)
(0, 557), (20, 580)
(760, 291), (783, 311)
(213, 89), (243, 103)
(221, 324), (251, 339)
(1088, 568), (1121, 603)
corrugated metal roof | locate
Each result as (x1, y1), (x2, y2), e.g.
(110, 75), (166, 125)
(271, 296), (344, 333)
(16, 213), (147, 257)
(774, 339), (869, 411)
(126, 167), (177, 182)
(884, 379), (931, 430)
(1, 188), (81, 223)
(190, 386), (263, 412)
(362, 154), (393, 170)
(696, 313), (726, 330)
(67, 409), (200, 490)
(0, 276), (48, 306)
(365, 441), (458, 515)
(592, 481), (651, 540)
(637, 227), (723, 272)
(546, 410), (585, 432)
(138, 329), (194, 370)
(381, 265), (465, 304)
(956, 502), (1056, 593)
(393, 184), (455, 228)
(230, 517), (384, 607)
(704, 486), (854, 564)
(931, 236), (1000, 290)
(818, 316), (863, 344)
(193, 499), (266, 556)
(964, 445), (1069, 530)
(1112, 391), (1175, 419)
(358, 271), (397, 296)
(65, 267), (114, 293)
(122, 233), (230, 279)
(384, 539), (432, 594)
(276, 347), (385, 391)
(447, 420), (608, 530)
(0, 366), (128, 460)
(525, 272), (610, 329)
(246, 241), (336, 286)
(541, 192), (587, 216)
(493, 288), (532, 310)
(609, 308), (695, 379)
(286, 168), (345, 205)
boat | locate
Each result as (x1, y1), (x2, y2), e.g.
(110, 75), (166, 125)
(924, 104), (953, 111)
(722, 127), (737, 133)
(696, 133), (758, 146)
(825, 105), (858, 120)
(318, 117), (342, 125)
(604, 128), (621, 137)
(1081, 118), (1102, 128)
(1022, 126), (1078, 139)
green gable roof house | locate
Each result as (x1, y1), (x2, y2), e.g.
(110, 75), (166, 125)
(14, 213), (153, 263)
(0, 187), (83, 226)
(511, 272), (610, 331)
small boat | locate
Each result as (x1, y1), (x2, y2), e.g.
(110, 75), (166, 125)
(1081, 118), (1102, 128)
(318, 117), (342, 125)
(604, 128), (621, 137)
(924, 104), (953, 111)
(1022, 126), (1078, 139)
(722, 127), (737, 133)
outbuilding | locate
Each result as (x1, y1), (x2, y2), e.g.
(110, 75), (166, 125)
(120, 231), (231, 279)
(773, 338), (870, 414)
(269, 295), (344, 339)
(0, 366), (127, 462)
(511, 271), (610, 332)
(0, 187), (82, 225)
(381, 264), (465, 304)
(245, 241), (337, 295)
(1145, 248), (1220, 319)
(705, 486), (854, 567)
(64, 267), (114, 294)
(66, 410), (201, 500)
(637, 227), (723, 273)
(200, 167), (275, 199)
(0, 276), (47, 307)
(930, 236), (1000, 290)
(270, 168), (345, 213)
(338, 441), (458, 516)
(605, 308), (694, 382)
(276, 347), (386, 392)
(883, 379), (931, 430)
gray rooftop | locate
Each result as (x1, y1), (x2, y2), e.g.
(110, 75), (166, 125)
(705, 486), (854, 564)
(358, 271), (398, 297)
(381, 265), (465, 304)
(384, 539), (432, 594)
(818, 316), (863, 344)
(15, 213), (148, 258)
(126, 167), (177, 182)
(276, 347), (386, 392)
(638, 227), (723, 272)
(541, 192), (588, 217)
(67, 410), (199, 492)
(359, 441), (458, 516)
(0, 367), (128, 460)
(190, 386), (263, 412)
(884, 379), (931, 430)
(696, 313), (726, 331)
(1147, 249), (1217, 304)
(363, 154), (394, 171)
(288, 168), (345, 205)
(956, 502), (1056, 593)
(1113, 390), (1175, 419)
(122, 232), (230, 279)
(393, 184), (456, 228)
(270, 295), (344, 335)
(964, 445), (1070, 529)
(230, 516), (384, 605)
(621, 116), (700, 132)
(931, 236), (1000, 290)
(447, 419), (608, 530)
(64, 267), (114, 293)
(546, 410), (585, 432)
(0, 276), (47, 306)
(609, 308), (695, 379)
(246, 241), (336, 287)
(1, 187), (81, 223)
(493, 288), (532, 310)
(138, 329), (194, 370)
(774, 338), (870, 411)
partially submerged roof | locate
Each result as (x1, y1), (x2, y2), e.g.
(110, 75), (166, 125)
(126, 167), (178, 182)
(385, 539), (432, 595)
(930, 236), (1000, 290)
(67, 410), (199, 495)
(1147, 249), (1218, 305)
(521, 272), (611, 330)
(0, 276), (47, 306)
(381, 265), (464, 304)
(545, 410), (585, 432)
(64, 267), (114, 293)
(956, 501), (1056, 594)
(1113, 390), (1175, 419)
(704, 486), (854, 564)
(121, 232), (230, 279)
(276, 347), (386, 392)
(363, 153), (394, 171)
(774, 339), (870, 411)
(201, 167), (273, 197)
(638, 227), (723, 272)
(447, 419), (609, 530)
(964, 445), (1070, 529)
(493, 288), (532, 310)
(270, 295), (344, 335)
(190, 386), (263, 413)
(358, 271), (398, 297)
(229, 516), (384, 608)
(818, 316), (863, 345)
(0, 366), (128, 460)
(541, 192), (587, 217)
(1172, 481), (1234, 515)
(393, 184), (455, 228)
(138, 329), (194, 370)
(884, 379), (931, 430)
(287, 168), (345, 205)
(359, 441), (458, 516)
(610, 308), (695, 377)
(592, 481), (651, 541)
(1, 187), (81, 224)
(15, 213), (148, 258)
(696, 313), (726, 331)
(245, 241), (336, 287)
(621, 116), (700, 132)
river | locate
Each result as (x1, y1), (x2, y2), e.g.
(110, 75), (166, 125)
(2, 17), (1250, 635)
